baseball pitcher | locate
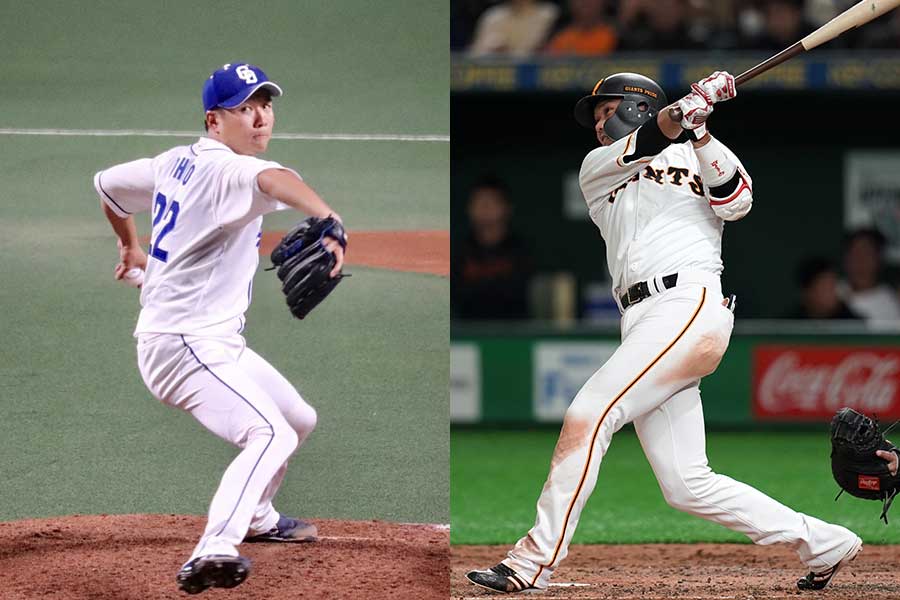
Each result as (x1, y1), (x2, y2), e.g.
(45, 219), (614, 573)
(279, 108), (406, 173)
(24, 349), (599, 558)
(96, 62), (345, 594)
(467, 72), (865, 593)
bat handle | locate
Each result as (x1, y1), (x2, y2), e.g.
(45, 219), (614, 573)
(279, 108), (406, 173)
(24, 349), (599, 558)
(667, 105), (683, 123)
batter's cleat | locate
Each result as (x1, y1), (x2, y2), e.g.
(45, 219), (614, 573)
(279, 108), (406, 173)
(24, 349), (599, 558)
(175, 554), (251, 595)
(243, 515), (318, 543)
(797, 536), (863, 591)
(466, 563), (537, 593)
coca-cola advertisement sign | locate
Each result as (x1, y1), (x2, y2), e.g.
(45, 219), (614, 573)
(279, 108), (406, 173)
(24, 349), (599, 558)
(753, 346), (900, 420)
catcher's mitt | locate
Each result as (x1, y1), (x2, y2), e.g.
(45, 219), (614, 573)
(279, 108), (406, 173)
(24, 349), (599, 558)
(270, 215), (348, 320)
(831, 407), (900, 523)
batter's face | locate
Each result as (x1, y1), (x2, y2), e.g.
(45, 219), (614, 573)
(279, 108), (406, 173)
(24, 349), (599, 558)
(206, 90), (275, 156)
(593, 99), (621, 146)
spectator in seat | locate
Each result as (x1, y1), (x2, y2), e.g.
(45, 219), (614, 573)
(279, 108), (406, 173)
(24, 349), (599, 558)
(452, 176), (534, 320)
(468, 0), (560, 57)
(617, 0), (705, 51)
(453, 0), (496, 51)
(544, 0), (617, 56)
(787, 257), (862, 320)
(839, 228), (900, 321)
(741, 0), (814, 50)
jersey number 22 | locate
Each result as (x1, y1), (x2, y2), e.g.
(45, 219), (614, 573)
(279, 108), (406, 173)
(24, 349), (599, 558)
(150, 192), (180, 262)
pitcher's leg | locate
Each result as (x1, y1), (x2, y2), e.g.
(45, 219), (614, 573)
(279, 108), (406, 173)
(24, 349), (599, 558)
(141, 336), (301, 560)
(634, 386), (859, 571)
(238, 347), (317, 442)
(238, 347), (317, 532)
(247, 465), (288, 534)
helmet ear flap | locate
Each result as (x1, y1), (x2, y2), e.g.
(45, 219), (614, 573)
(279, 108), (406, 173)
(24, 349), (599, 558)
(603, 99), (659, 141)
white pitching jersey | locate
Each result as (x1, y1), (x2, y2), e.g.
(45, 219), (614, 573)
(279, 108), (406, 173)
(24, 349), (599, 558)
(94, 137), (293, 337)
(579, 135), (751, 294)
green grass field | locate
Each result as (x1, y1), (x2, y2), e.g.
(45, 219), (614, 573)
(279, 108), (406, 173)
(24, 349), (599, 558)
(451, 429), (900, 545)
(0, 2), (448, 525)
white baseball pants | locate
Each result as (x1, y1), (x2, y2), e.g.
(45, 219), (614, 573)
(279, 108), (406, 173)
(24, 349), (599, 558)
(137, 333), (317, 561)
(504, 272), (858, 590)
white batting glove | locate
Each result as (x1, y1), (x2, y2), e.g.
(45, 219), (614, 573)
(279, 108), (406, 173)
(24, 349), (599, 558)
(676, 91), (713, 130)
(692, 71), (736, 104)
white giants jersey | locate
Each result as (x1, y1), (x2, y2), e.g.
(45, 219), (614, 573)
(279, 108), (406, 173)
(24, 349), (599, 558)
(579, 135), (750, 293)
(94, 137), (292, 337)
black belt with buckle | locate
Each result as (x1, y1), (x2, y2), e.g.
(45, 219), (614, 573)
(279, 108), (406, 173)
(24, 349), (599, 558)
(619, 273), (679, 310)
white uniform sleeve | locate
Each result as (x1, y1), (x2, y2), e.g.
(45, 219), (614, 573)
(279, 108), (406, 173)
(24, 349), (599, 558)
(93, 158), (155, 217)
(694, 136), (753, 222)
(215, 156), (294, 227)
(579, 124), (669, 203)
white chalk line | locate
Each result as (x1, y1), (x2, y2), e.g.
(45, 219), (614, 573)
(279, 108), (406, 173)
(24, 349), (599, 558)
(0, 127), (449, 142)
(319, 522), (449, 542)
(401, 522), (450, 530)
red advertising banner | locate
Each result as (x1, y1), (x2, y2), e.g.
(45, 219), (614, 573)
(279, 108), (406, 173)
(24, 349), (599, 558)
(753, 346), (900, 421)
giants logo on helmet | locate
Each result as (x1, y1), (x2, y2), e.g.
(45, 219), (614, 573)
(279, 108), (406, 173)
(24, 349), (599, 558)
(623, 86), (658, 98)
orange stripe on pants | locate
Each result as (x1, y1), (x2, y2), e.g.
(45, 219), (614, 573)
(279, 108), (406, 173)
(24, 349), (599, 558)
(529, 288), (707, 587)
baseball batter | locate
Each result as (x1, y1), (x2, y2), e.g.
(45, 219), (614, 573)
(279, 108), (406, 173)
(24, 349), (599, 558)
(467, 72), (863, 593)
(96, 62), (345, 594)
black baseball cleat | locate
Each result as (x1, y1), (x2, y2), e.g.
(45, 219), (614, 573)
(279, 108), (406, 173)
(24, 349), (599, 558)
(176, 554), (251, 595)
(466, 563), (536, 594)
(797, 536), (862, 591)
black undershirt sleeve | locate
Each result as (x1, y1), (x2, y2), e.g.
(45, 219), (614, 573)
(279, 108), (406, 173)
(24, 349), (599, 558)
(622, 117), (675, 164)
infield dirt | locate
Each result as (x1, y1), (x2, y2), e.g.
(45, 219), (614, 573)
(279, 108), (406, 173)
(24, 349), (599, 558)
(453, 543), (900, 600)
(0, 515), (449, 599)
(260, 229), (450, 276)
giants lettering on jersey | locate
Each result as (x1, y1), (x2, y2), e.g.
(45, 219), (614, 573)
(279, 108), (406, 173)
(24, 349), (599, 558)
(608, 165), (704, 204)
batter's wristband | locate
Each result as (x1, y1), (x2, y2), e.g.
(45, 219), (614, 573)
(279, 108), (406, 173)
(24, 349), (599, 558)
(693, 135), (737, 188)
(688, 123), (707, 141)
(676, 124), (708, 144)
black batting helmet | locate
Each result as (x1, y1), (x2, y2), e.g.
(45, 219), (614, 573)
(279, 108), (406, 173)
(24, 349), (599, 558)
(574, 73), (668, 140)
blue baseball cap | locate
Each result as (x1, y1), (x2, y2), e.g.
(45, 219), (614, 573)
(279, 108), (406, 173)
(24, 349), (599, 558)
(202, 62), (283, 112)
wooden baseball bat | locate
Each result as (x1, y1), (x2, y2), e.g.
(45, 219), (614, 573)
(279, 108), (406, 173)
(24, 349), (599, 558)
(669, 0), (900, 121)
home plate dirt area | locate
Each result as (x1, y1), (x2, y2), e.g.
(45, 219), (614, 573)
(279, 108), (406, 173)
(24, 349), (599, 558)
(0, 515), (449, 599)
(452, 543), (900, 600)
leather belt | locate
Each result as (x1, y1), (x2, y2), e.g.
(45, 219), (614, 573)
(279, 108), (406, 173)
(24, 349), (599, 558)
(619, 273), (679, 310)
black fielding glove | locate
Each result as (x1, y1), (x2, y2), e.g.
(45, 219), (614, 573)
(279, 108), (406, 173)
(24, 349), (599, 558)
(831, 407), (900, 524)
(270, 216), (348, 320)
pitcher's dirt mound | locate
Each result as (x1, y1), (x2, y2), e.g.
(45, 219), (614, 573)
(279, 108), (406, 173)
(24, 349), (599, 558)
(0, 514), (448, 599)
(453, 543), (900, 600)
(261, 230), (449, 276)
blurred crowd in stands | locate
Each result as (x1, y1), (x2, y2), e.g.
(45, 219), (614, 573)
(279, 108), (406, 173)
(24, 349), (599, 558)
(452, 176), (900, 323)
(789, 229), (900, 321)
(451, 176), (535, 320)
(451, 0), (900, 56)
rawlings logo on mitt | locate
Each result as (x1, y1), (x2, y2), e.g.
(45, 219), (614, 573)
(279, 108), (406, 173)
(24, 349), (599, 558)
(831, 407), (900, 523)
(270, 215), (348, 320)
